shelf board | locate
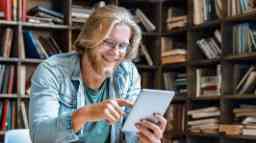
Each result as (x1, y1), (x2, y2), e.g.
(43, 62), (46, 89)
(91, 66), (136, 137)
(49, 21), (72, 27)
(224, 11), (256, 23)
(136, 64), (158, 70)
(20, 58), (44, 64)
(0, 94), (19, 99)
(223, 94), (256, 100)
(142, 32), (161, 36)
(224, 134), (256, 140)
(161, 62), (187, 70)
(191, 19), (221, 30)
(0, 57), (20, 63)
(187, 132), (220, 138)
(191, 96), (221, 101)
(0, 20), (19, 26)
(190, 59), (220, 67)
(164, 130), (185, 139)
(224, 53), (256, 62)
(22, 22), (69, 30)
(172, 95), (187, 102)
(163, 27), (188, 36)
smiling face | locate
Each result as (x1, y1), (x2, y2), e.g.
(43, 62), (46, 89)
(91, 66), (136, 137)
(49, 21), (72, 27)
(88, 24), (132, 77)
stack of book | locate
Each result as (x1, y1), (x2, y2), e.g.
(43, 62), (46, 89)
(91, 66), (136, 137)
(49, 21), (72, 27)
(196, 29), (222, 60)
(234, 104), (256, 136)
(196, 65), (222, 97)
(166, 7), (187, 31)
(188, 106), (220, 134)
(161, 37), (187, 64)
(72, 5), (93, 25)
(27, 6), (64, 25)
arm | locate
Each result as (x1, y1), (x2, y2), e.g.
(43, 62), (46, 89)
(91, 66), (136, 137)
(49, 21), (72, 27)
(29, 63), (78, 143)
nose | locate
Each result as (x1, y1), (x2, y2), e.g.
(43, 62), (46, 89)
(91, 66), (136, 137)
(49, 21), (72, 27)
(111, 44), (120, 56)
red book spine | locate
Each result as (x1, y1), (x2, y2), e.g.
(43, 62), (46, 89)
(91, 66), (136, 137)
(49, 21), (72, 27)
(5, 0), (12, 20)
(22, 0), (27, 21)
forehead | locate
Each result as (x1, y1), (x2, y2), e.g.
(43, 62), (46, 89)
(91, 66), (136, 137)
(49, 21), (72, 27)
(108, 24), (131, 42)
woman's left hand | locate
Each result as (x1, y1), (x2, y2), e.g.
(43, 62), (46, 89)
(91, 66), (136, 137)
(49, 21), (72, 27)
(135, 113), (167, 143)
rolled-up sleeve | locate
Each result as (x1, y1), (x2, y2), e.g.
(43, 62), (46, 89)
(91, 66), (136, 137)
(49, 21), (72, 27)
(29, 63), (79, 143)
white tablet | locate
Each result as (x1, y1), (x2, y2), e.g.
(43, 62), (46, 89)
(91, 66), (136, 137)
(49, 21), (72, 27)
(122, 89), (175, 132)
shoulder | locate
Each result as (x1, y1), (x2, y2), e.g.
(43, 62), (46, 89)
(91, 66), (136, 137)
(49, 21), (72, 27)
(114, 60), (138, 77)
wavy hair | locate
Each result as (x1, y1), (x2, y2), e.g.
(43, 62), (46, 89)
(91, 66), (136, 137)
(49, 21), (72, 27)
(73, 5), (142, 60)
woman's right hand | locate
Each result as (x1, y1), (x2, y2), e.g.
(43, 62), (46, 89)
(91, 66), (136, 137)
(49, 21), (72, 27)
(85, 99), (133, 124)
(72, 99), (133, 132)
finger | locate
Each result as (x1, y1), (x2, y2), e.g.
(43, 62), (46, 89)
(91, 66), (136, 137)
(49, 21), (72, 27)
(109, 100), (125, 116)
(153, 113), (167, 130)
(137, 128), (159, 143)
(105, 103), (122, 121)
(116, 99), (134, 107)
(103, 108), (117, 124)
(138, 132), (150, 143)
(139, 119), (163, 138)
(136, 122), (156, 141)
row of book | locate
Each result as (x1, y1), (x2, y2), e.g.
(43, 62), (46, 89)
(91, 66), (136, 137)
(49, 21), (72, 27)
(232, 22), (256, 55)
(163, 72), (187, 95)
(0, 29), (62, 59)
(165, 104), (186, 133)
(227, 0), (256, 16)
(0, 0), (26, 21)
(196, 29), (222, 60)
(193, 0), (223, 25)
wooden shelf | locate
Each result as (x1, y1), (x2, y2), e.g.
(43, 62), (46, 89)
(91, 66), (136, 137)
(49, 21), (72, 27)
(224, 11), (256, 23)
(172, 95), (187, 102)
(0, 20), (19, 26)
(191, 19), (221, 30)
(136, 64), (158, 71)
(191, 96), (221, 101)
(223, 94), (256, 100)
(164, 130), (186, 139)
(161, 62), (187, 70)
(190, 59), (220, 67)
(163, 27), (188, 36)
(142, 32), (161, 36)
(21, 22), (69, 30)
(0, 58), (20, 63)
(224, 135), (256, 140)
(187, 132), (220, 138)
(0, 94), (19, 99)
(20, 58), (44, 64)
(224, 53), (256, 62)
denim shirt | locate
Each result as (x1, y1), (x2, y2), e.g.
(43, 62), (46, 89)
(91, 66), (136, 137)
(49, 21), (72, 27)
(29, 52), (141, 143)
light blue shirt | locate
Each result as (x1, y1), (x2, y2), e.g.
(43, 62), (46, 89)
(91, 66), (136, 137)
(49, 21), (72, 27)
(29, 52), (141, 143)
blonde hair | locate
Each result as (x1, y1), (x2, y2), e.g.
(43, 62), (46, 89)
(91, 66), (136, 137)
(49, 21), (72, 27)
(73, 5), (142, 60)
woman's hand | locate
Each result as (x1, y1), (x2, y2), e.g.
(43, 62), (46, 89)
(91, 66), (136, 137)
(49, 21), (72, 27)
(86, 99), (133, 124)
(135, 113), (167, 143)
(72, 99), (133, 132)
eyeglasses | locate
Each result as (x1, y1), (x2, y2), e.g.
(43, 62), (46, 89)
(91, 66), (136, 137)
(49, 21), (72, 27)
(102, 39), (130, 53)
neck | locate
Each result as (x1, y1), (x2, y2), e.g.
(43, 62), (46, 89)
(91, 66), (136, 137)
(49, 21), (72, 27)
(80, 54), (106, 90)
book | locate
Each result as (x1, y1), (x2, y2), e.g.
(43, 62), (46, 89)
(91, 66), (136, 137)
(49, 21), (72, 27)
(140, 43), (154, 66)
(135, 9), (156, 32)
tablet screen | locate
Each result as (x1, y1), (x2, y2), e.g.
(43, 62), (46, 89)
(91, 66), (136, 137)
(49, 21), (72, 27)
(122, 89), (175, 132)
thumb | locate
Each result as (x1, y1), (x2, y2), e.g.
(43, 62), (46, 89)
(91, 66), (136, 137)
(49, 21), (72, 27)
(115, 99), (134, 108)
